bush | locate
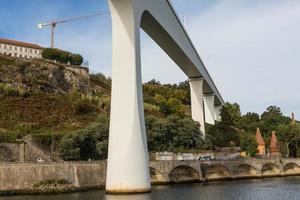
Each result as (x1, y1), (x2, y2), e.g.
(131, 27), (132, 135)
(42, 48), (61, 61)
(70, 54), (83, 66)
(0, 83), (29, 97)
(146, 115), (204, 152)
(73, 100), (97, 115)
(59, 115), (109, 160)
(42, 48), (83, 66)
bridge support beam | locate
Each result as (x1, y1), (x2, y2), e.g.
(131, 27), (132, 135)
(189, 78), (205, 136)
(203, 95), (216, 125)
(106, 0), (151, 194)
(214, 106), (222, 122)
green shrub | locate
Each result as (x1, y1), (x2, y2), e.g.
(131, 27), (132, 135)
(59, 51), (71, 64)
(74, 100), (97, 115)
(0, 83), (29, 97)
(58, 116), (109, 160)
(42, 48), (61, 61)
(42, 48), (83, 66)
(70, 54), (83, 66)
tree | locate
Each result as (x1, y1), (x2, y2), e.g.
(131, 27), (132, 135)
(70, 54), (83, 66)
(239, 133), (257, 156)
(240, 112), (260, 132)
(220, 102), (242, 127)
(42, 48), (83, 66)
(42, 48), (61, 61)
(58, 51), (71, 64)
(206, 123), (240, 148)
(145, 115), (204, 152)
(59, 115), (109, 160)
(277, 124), (300, 157)
(260, 106), (290, 138)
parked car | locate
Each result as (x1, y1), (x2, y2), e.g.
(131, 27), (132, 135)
(36, 158), (44, 163)
(198, 156), (212, 161)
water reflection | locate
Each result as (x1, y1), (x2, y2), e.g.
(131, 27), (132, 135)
(104, 193), (151, 200)
(3, 177), (300, 200)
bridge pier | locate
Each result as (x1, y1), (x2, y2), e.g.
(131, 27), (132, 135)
(203, 95), (216, 125)
(189, 78), (206, 135)
(106, 0), (224, 194)
(106, 0), (151, 194)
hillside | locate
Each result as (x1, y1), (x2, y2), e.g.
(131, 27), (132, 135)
(1, 55), (299, 160)
(0, 56), (108, 141)
(0, 55), (199, 159)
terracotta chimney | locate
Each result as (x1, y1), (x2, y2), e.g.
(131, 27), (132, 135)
(270, 131), (280, 156)
(256, 127), (265, 155)
(270, 131), (278, 149)
(256, 127), (265, 145)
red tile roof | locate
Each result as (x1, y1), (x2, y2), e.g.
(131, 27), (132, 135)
(0, 38), (43, 49)
(270, 131), (278, 149)
(256, 127), (265, 145)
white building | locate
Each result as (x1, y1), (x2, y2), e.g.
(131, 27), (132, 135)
(0, 38), (43, 59)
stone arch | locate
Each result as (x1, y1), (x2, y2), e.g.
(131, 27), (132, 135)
(168, 165), (200, 183)
(284, 162), (300, 174)
(261, 163), (280, 176)
(149, 167), (165, 183)
(204, 164), (231, 180)
(234, 164), (258, 177)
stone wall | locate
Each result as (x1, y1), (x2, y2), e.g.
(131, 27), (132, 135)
(0, 143), (21, 162)
(1, 159), (300, 193)
(0, 162), (106, 192)
(0, 143), (52, 162)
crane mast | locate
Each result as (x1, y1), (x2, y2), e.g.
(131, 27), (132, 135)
(38, 12), (109, 48)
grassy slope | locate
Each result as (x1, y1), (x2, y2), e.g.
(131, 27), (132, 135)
(0, 56), (109, 141)
(0, 56), (190, 143)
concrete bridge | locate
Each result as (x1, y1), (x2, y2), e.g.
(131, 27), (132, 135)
(149, 158), (300, 183)
(106, 0), (224, 193)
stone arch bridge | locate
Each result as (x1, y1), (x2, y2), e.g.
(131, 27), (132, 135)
(149, 158), (300, 183)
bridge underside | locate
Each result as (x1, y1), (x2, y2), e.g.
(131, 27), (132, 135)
(106, 0), (224, 194)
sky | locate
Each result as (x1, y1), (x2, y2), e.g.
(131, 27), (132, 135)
(1, 0), (300, 117)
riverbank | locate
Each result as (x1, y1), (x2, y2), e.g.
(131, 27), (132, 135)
(1, 159), (300, 196)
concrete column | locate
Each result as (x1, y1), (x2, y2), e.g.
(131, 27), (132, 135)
(106, 0), (151, 194)
(203, 95), (215, 125)
(189, 78), (205, 136)
(214, 106), (222, 122)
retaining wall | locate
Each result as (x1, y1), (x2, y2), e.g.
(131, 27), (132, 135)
(0, 162), (106, 192)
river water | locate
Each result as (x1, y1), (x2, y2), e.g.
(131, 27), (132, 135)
(3, 177), (300, 200)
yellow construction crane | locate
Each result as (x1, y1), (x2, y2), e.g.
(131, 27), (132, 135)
(38, 11), (109, 48)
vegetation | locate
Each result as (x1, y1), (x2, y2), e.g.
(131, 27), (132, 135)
(1, 55), (299, 160)
(206, 103), (298, 157)
(33, 179), (70, 188)
(42, 48), (83, 66)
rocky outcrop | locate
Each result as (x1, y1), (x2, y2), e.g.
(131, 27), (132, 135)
(0, 55), (90, 93)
